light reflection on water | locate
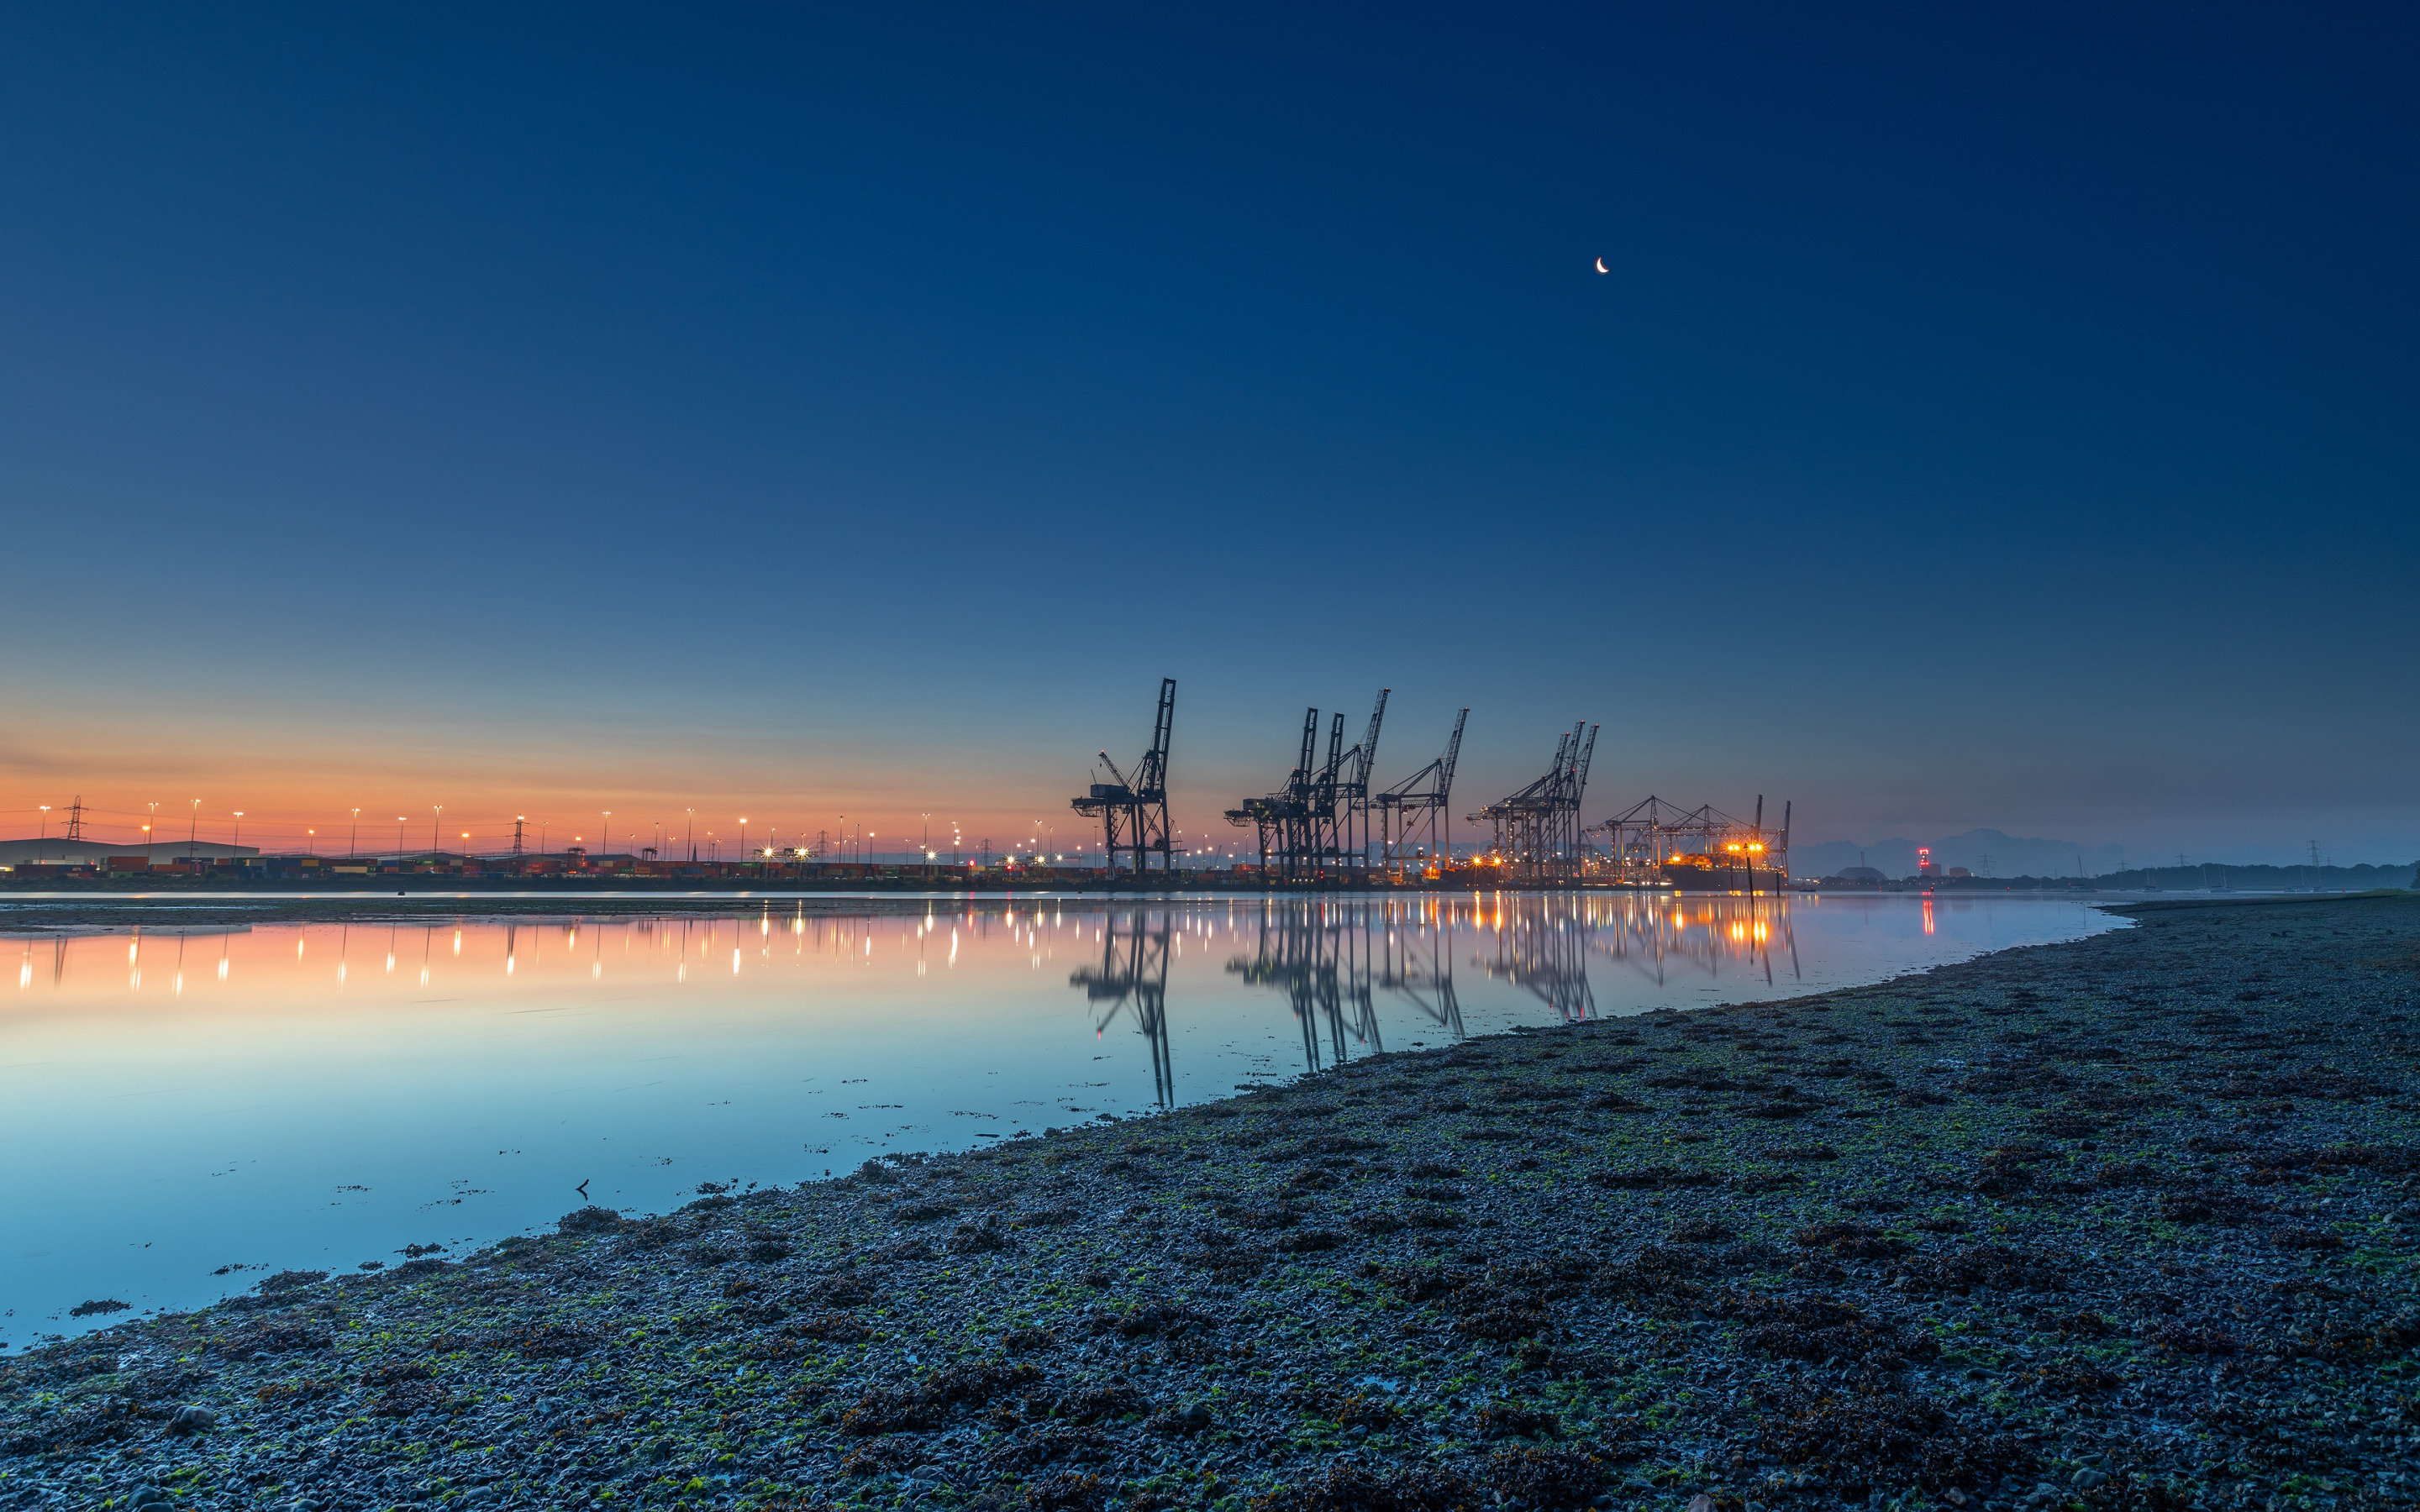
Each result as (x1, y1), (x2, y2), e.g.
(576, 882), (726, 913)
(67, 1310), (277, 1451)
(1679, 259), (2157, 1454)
(1, 892), (2116, 1339)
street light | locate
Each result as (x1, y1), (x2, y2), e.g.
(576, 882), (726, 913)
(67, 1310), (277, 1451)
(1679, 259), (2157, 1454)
(188, 799), (200, 862)
(432, 806), (444, 862)
(36, 806), (49, 863)
(397, 816), (408, 861)
(233, 812), (244, 850)
(350, 807), (360, 859)
(146, 801), (158, 866)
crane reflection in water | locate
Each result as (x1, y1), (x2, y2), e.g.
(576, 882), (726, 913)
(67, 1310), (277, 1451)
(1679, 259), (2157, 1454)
(1225, 900), (1389, 1074)
(1588, 892), (1802, 990)
(1070, 896), (1482, 1091)
(1213, 893), (1802, 1072)
(1069, 907), (1176, 1109)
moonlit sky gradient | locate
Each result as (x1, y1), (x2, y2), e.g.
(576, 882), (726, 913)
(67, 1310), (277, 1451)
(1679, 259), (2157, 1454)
(0, 4), (2412, 864)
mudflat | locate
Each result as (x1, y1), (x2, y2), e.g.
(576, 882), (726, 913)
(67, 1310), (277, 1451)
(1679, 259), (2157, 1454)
(5, 895), (2415, 1512)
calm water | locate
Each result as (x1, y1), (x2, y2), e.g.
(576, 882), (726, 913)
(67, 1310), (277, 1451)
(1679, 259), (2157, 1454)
(0, 891), (2120, 1341)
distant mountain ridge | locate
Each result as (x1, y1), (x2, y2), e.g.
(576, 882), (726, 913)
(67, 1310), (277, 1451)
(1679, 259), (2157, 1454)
(1793, 829), (2125, 880)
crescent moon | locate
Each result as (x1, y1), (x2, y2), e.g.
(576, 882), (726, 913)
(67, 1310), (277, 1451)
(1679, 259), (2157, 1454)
(1594, 256), (1609, 274)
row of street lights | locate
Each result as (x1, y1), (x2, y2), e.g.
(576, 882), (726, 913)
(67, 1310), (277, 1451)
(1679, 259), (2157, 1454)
(34, 801), (1237, 870)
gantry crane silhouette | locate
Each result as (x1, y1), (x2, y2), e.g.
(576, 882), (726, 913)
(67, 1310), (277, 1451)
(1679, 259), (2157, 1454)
(1374, 707), (1465, 873)
(1071, 678), (1176, 879)
(1470, 721), (1597, 883)
(1223, 690), (1389, 881)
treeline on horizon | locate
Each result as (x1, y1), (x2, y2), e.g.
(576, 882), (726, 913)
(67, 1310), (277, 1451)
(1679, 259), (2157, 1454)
(1975, 862), (2420, 890)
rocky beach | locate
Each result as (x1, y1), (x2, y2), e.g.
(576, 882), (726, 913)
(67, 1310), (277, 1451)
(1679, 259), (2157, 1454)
(3, 894), (2415, 1512)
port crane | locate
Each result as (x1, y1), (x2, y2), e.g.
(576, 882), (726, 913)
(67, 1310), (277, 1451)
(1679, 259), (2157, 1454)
(1470, 721), (1597, 882)
(1071, 678), (1176, 877)
(1374, 707), (1465, 874)
(1225, 690), (1388, 880)
(1586, 795), (1791, 890)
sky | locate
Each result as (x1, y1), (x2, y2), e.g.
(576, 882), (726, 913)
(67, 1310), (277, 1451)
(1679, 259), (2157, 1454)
(0, 3), (2412, 865)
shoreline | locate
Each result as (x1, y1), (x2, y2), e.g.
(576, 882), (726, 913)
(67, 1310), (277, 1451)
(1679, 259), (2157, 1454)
(0, 889), (2389, 937)
(4, 895), (2415, 1511)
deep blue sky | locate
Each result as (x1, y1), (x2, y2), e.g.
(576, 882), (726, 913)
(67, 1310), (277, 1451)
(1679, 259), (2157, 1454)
(1, 3), (2412, 863)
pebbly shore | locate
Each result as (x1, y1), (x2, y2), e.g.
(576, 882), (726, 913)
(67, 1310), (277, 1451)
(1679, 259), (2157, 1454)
(4, 895), (2417, 1512)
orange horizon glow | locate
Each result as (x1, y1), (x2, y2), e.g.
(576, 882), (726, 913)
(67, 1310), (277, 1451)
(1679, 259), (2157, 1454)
(0, 795), (1190, 860)
(0, 701), (1176, 860)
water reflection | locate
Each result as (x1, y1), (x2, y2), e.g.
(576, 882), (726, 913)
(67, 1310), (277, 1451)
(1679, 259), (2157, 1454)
(1071, 909), (1175, 1107)
(1481, 895), (1599, 1021)
(1214, 892), (1810, 1069)
(1228, 901), (1388, 1074)
(1375, 906), (1464, 1042)
(3, 891), (2114, 1341)
(13, 896), (1812, 1074)
(1593, 895), (1801, 989)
